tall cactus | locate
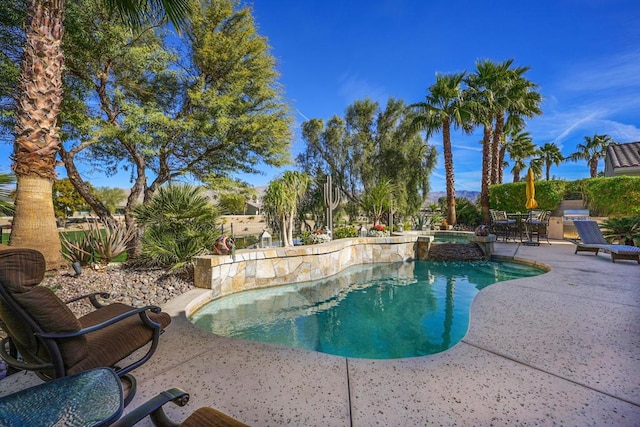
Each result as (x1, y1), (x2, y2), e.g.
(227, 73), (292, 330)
(323, 175), (340, 237)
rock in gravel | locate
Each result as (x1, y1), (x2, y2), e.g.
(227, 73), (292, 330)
(43, 264), (195, 317)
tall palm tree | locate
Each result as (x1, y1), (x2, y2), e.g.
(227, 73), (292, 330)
(10, 0), (190, 267)
(569, 134), (613, 178)
(538, 142), (564, 180)
(411, 73), (470, 226)
(505, 131), (536, 182)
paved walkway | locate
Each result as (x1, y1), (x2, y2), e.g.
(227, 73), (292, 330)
(2, 240), (639, 425)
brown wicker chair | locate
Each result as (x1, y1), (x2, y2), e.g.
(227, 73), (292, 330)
(0, 248), (171, 382)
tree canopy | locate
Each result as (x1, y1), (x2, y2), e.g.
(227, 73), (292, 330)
(298, 98), (437, 222)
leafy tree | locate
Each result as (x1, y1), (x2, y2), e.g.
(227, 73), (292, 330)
(537, 142), (564, 181)
(6, 0), (190, 267)
(218, 193), (247, 215)
(411, 73), (471, 226)
(133, 185), (219, 272)
(298, 98), (436, 221)
(59, 0), (291, 257)
(569, 134), (613, 178)
(53, 178), (91, 218)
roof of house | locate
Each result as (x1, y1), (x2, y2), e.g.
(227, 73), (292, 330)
(606, 141), (640, 169)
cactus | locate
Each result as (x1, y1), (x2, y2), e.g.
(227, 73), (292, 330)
(323, 175), (341, 237)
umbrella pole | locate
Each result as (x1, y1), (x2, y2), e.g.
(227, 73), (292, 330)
(523, 210), (540, 246)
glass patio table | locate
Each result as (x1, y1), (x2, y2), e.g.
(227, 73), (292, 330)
(0, 368), (123, 427)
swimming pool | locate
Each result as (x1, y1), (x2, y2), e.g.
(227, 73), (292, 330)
(189, 260), (545, 359)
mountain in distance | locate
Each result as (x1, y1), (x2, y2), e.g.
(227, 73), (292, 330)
(427, 190), (480, 203)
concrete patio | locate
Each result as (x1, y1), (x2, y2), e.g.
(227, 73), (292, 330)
(2, 239), (639, 425)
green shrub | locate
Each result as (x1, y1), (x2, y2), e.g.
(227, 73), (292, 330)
(134, 185), (220, 272)
(333, 225), (358, 239)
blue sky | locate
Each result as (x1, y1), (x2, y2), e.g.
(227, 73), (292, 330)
(2, 0), (639, 192)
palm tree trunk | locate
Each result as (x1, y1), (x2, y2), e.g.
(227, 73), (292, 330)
(480, 126), (492, 224)
(442, 117), (456, 225)
(491, 113), (504, 185)
(589, 158), (598, 178)
(10, 176), (64, 268)
(10, 0), (65, 268)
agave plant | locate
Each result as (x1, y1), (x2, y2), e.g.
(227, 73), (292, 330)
(87, 219), (137, 264)
(600, 216), (640, 246)
(60, 231), (94, 265)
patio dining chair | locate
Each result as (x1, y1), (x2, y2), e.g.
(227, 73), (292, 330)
(525, 210), (551, 245)
(489, 210), (515, 242)
(0, 248), (172, 384)
(573, 221), (640, 264)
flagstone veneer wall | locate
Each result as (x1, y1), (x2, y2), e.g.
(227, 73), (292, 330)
(193, 235), (421, 297)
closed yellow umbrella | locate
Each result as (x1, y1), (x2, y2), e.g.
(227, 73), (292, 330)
(525, 167), (538, 210)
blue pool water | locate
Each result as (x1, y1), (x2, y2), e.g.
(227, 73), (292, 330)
(189, 260), (545, 359)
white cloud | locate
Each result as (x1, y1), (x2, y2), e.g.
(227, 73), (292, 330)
(338, 72), (388, 105)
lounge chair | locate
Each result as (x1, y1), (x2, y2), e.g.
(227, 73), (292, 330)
(0, 367), (248, 427)
(573, 221), (640, 264)
(0, 248), (172, 383)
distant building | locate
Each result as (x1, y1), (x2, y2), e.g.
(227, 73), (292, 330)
(604, 141), (640, 177)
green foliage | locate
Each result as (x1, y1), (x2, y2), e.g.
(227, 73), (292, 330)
(60, 219), (134, 265)
(333, 225), (358, 239)
(489, 176), (640, 217)
(600, 216), (640, 246)
(58, 0), (291, 229)
(0, 172), (15, 215)
(489, 180), (566, 212)
(578, 177), (640, 216)
(218, 193), (247, 215)
(298, 98), (436, 220)
(455, 198), (483, 227)
(60, 230), (94, 265)
(53, 178), (92, 218)
(361, 180), (394, 225)
(133, 185), (219, 271)
(94, 187), (126, 214)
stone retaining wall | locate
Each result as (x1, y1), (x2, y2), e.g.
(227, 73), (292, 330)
(193, 235), (419, 298)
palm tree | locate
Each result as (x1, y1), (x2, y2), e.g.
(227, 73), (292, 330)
(569, 134), (613, 178)
(10, 0), (190, 267)
(538, 142), (564, 180)
(505, 131), (536, 182)
(411, 73), (471, 226)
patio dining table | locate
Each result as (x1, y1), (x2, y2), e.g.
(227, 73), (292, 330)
(506, 212), (530, 242)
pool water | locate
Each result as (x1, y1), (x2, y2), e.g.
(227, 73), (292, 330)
(189, 260), (545, 359)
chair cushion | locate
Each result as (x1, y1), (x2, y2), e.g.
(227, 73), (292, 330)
(12, 287), (88, 369)
(0, 249), (45, 293)
(180, 406), (249, 427)
(69, 303), (171, 375)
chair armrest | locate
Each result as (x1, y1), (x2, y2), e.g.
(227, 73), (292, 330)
(35, 305), (164, 339)
(111, 388), (189, 427)
(0, 337), (53, 371)
(65, 292), (111, 308)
